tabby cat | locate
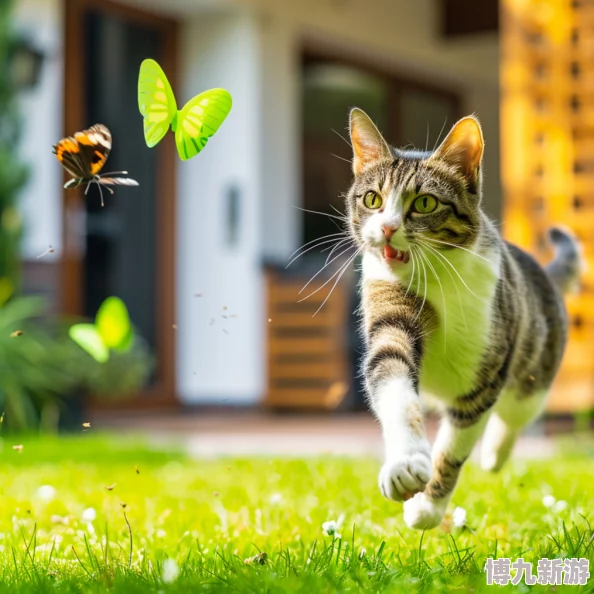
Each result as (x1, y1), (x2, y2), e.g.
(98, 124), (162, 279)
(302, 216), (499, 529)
(345, 109), (581, 529)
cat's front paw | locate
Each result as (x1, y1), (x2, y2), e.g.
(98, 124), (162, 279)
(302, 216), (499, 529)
(403, 492), (447, 530)
(378, 452), (432, 502)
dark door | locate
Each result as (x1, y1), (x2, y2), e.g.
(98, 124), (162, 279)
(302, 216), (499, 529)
(63, 0), (177, 406)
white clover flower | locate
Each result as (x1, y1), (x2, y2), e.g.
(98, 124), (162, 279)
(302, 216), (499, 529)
(269, 493), (283, 505)
(50, 515), (69, 525)
(322, 514), (345, 538)
(36, 485), (56, 501)
(543, 495), (556, 508)
(156, 529), (167, 538)
(81, 508), (96, 522)
(452, 506), (467, 528)
(161, 558), (180, 584)
(553, 500), (568, 513)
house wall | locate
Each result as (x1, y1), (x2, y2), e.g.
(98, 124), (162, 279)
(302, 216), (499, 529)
(13, 0), (499, 406)
(176, 11), (266, 404)
(13, 0), (64, 262)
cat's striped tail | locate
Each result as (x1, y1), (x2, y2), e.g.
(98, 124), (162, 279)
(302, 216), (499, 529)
(545, 226), (584, 295)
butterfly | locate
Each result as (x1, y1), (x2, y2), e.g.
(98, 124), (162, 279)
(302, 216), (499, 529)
(138, 58), (232, 161)
(53, 124), (139, 207)
(69, 296), (133, 363)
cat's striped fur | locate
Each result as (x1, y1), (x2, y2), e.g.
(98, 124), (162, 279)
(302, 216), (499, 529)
(346, 109), (581, 529)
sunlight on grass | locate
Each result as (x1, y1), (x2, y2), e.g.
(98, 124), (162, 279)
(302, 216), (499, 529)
(0, 434), (592, 592)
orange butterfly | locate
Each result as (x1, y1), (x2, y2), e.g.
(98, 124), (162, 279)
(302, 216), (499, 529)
(53, 124), (138, 206)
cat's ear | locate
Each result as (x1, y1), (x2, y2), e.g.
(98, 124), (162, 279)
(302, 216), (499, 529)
(431, 115), (484, 194)
(349, 108), (392, 176)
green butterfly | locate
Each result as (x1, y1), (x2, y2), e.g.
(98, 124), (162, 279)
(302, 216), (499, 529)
(69, 297), (133, 363)
(138, 58), (232, 161)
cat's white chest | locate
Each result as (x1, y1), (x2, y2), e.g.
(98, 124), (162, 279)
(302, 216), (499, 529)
(362, 248), (500, 402)
(416, 249), (499, 401)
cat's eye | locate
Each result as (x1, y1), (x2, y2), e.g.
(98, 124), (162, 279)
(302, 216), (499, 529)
(363, 191), (382, 210)
(412, 194), (438, 214)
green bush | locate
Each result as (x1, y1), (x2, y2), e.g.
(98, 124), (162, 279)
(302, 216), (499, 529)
(0, 295), (154, 431)
(0, 296), (78, 430)
(0, 0), (29, 292)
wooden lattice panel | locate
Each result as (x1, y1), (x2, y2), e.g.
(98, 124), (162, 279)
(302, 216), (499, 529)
(502, 0), (594, 412)
(264, 269), (350, 409)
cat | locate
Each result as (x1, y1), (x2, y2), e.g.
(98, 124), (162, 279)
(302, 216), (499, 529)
(344, 108), (582, 530)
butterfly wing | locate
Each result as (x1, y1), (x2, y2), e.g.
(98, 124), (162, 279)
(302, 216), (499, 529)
(53, 136), (87, 180)
(138, 59), (177, 148)
(53, 124), (112, 180)
(99, 177), (140, 188)
(95, 296), (133, 351)
(74, 124), (111, 175)
(175, 89), (232, 161)
(69, 324), (110, 363)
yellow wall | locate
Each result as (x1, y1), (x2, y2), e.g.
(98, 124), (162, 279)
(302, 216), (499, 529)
(501, 0), (594, 412)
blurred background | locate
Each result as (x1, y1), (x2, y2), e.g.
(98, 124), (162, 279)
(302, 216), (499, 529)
(1, 0), (592, 450)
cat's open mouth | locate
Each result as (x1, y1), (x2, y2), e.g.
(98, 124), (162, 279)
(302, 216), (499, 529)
(384, 245), (410, 264)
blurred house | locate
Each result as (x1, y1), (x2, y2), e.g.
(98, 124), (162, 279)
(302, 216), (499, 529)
(14, 0), (504, 411)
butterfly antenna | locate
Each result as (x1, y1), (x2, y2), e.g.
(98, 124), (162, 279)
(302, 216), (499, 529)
(100, 171), (129, 176)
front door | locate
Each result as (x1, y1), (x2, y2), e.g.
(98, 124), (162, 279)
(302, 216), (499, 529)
(63, 0), (178, 407)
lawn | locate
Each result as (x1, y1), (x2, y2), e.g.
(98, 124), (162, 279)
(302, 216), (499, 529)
(0, 433), (592, 593)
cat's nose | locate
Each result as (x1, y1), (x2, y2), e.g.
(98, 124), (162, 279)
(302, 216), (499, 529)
(382, 224), (399, 241)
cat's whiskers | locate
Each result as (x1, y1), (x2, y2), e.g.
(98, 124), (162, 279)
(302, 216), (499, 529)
(331, 153), (352, 164)
(293, 206), (346, 222)
(293, 206), (347, 232)
(415, 238), (468, 331)
(298, 246), (361, 313)
(312, 247), (362, 316)
(299, 243), (358, 296)
(422, 235), (493, 264)
(329, 204), (347, 219)
(288, 232), (346, 260)
(416, 245), (447, 349)
(413, 245), (423, 299)
(415, 237), (480, 300)
(404, 247), (417, 298)
(432, 117), (449, 153)
(286, 236), (348, 269)
(410, 245), (428, 324)
(331, 128), (353, 149)
(323, 237), (354, 265)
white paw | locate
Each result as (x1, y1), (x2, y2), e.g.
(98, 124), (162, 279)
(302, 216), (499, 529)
(378, 452), (432, 502)
(403, 492), (446, 530)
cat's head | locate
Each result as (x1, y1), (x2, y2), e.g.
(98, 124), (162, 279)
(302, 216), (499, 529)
(345, 109), (484, 267)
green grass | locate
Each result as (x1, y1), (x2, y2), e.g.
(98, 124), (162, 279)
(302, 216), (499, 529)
(0, 433), (592, 593)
